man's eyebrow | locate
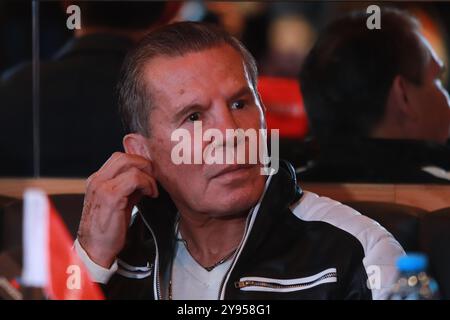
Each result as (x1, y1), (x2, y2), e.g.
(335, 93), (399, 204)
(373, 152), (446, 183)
(229, 86), (254, 101)
(173, 100), (204, 123)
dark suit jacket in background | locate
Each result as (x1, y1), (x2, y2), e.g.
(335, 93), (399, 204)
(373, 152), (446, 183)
(298, 138), (450, 184)
(0, 34), (132, 177)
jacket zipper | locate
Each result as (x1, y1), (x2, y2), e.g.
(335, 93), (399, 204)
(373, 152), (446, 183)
(234, 271), (337, 290)
(139, 212), (162, 300)
(217, 213), (253, 299)
(218, 175), (274, 299)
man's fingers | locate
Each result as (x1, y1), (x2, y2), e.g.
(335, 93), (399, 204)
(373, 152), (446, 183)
(87, 152), (154, 189)
(106, 167), (159, 202)
(103, 152), (154, 178)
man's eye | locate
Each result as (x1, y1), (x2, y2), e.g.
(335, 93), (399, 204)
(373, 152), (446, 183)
(187, 112), (200, 122)
(231, 100), (245, 110)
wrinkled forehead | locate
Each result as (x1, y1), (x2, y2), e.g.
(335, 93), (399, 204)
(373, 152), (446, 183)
(142, 45), (256, 113)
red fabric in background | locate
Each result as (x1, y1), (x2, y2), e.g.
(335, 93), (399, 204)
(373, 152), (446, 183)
(47, 201), (104, 300)
(257, 76), (308, 139)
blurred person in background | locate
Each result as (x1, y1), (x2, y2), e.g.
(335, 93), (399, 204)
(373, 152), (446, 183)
(0, 2), (32, 74)
(299, 8), (450, 183)
(0, 1), (174, 177)
(0, 1), (73, 74)
(259, 13), (316, 78)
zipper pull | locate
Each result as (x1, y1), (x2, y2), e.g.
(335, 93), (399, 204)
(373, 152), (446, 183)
(234, 281), (250, 288)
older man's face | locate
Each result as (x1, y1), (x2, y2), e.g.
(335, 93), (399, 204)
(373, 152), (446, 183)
(141, 44), (267, 217)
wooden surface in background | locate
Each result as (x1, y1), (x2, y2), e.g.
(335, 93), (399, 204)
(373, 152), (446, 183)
(0, 178), (86, 198)
(0, 178), (449, 211)
(302, 183), (450, 211)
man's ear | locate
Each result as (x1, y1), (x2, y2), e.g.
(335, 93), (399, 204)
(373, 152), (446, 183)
(389, 75), (420, 121)
(123, 133), (152, 160)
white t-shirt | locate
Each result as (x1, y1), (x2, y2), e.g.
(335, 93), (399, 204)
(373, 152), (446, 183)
(170, 239), (232, 300)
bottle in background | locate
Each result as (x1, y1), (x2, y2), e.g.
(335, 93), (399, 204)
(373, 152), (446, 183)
(388, 253), (440, 300)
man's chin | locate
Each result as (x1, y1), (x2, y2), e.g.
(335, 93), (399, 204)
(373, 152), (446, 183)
(203, 187), (265, 218)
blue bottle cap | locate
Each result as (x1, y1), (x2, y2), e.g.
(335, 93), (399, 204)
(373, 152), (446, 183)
(396, 253), (428, 272)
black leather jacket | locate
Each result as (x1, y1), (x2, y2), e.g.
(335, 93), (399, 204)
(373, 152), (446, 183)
(102, 161), (404, 300)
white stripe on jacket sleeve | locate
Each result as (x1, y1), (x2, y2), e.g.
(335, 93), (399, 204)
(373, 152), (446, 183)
(290, 191), (405, 300)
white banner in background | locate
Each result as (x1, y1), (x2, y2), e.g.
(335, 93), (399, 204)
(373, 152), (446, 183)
(21, 188), (49, 287)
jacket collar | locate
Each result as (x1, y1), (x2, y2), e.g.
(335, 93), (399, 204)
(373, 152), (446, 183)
(236, 160), (302, 257)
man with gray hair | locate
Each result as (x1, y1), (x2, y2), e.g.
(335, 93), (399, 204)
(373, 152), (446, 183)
(75, 22), (403, 300)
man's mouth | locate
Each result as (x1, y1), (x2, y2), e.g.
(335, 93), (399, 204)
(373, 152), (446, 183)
(209, 163), (257, 179)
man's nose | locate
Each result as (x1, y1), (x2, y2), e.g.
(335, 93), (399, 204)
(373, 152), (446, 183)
(213, 103), (240, 132)
(207, 103), (240, 146)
